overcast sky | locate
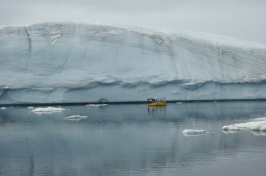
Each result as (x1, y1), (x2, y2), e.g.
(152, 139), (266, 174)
(1, 0), (266, 44)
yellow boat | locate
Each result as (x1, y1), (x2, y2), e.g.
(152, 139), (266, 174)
(147, 98), (167, 107)
(148, 101), (167, 107)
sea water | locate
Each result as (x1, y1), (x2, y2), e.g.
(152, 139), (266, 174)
(1, 101), (266, 176)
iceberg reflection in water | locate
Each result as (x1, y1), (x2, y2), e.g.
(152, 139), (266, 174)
(0, 101), (266, 176)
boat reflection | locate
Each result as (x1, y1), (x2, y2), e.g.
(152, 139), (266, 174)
(148, 106), (166, 113)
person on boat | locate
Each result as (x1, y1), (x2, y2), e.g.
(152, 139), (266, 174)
(147, 98), (157, 103)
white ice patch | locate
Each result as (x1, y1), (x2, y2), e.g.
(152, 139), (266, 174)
(222, 117), (266, 133)
(182, 129), (209, 136)
(27, 106), (34, 109)
(85, 104), (108, 107)
(0, 107), (6, 110)
(32, 107), (66, 114)
(65, 115), (87, 122)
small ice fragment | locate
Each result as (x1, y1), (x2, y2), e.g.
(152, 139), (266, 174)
(32, 107), (66, 114)
(28, 106), (34, 109)
(65, 115), (87, 122)
(85, 104), (108, 107)
(222, 130), (237, 134)
(0, 107), (6, 110)
(182, 129), (207, 134)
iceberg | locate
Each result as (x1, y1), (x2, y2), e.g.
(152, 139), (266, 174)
(0, 22), (266, 104)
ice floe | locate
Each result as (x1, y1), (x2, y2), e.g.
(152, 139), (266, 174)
(31, 107), (66, 114)
(65, 115), (88, 122)
(0, 107), (6, 110)
(222, 117), (266, 133)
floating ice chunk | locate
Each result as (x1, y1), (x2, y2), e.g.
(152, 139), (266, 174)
(222, 117), (266, 133)
(32, 107), (66, 114)
(182, 129), (207, 135)
(27, 106), (34, 109)
(65, 115), (87, 122)
(85, 104), (108, 107)
(222, 125), (239, 131)
(222, 130), (237, 134)
(0, 107), (6, 110)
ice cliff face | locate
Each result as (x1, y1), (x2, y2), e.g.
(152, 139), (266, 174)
(0, 22), (266, 104)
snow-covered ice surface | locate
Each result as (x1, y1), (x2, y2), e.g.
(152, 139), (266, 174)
(222, 117), (266, 133)
(1, 22), (266, 104)
(31, 107), (66, 114)
(65, 115), (87, 121)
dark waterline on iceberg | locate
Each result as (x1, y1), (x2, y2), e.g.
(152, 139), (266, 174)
(1, 101), (266, 176)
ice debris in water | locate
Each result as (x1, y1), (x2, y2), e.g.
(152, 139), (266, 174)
(222, 117), (266, 132)
(31, 107), (66, 114)
(182, 129), (208, 136)
(0, 107), (6, 110)
(85, 104), (108, 107)
(28, 106), (34, 109)
(65, 115), (88, 122)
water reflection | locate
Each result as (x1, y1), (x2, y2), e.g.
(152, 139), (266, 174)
(250, 130), (266, 136)
(0, 101), (266, 176)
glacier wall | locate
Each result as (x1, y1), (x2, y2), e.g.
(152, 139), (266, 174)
(0, 22), (266, 104)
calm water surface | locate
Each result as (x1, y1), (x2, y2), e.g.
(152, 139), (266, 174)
(1, 101), (266, 176)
